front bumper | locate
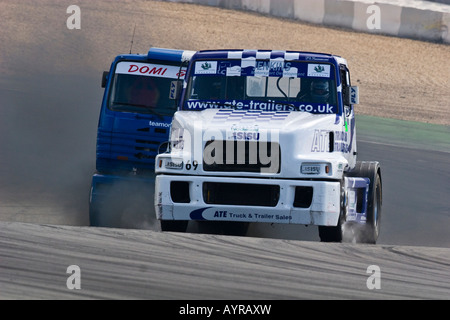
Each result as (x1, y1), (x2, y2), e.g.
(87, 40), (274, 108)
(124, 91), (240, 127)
(155, 174), (341, 226)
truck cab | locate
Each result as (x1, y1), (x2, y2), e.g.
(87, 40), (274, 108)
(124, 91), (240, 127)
(155, 50), (381, 243)
(90, 47), (194, 228)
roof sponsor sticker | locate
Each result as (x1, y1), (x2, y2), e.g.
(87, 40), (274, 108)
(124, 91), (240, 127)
(115, 61), (186, 79)
(307, 64), (331, 78)
(193, 60), (333, 79)
(226, 65), (241, 76)
(195, 61), (218, 74)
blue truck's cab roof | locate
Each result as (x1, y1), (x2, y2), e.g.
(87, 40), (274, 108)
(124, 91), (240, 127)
(96, 48), (195, 175)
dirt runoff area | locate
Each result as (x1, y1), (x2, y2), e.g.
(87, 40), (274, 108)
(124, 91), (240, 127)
(0, 0), (449, 126)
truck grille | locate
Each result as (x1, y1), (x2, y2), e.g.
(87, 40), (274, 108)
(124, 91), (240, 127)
(96, 129), (165, 173)
(203, 140), (281, 173)
(203, 182), (279, 207)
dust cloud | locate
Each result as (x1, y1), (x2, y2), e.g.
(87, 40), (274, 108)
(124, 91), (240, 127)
(0, 0), (172, 226)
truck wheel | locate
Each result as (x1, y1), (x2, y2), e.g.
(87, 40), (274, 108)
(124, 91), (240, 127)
(366, 173), (382, 243)
(89, 203), (122, 228)
(160, 221), (188, 232)
(318, 215), (344, 242)
(89, 186), (101, 227)
(346, 161), (382, 244)
(89, 188), (124, 228)
(318, 181), (345, 242)
(319, 162), (382, 244)
(89, 204), (100, 227)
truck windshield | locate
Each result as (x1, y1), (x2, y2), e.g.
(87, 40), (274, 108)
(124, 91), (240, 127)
(183, 60), (338, 114)
(108, 61), (184, 116)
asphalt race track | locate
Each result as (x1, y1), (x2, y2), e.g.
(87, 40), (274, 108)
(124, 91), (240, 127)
(0, 1), (449, 300)
(1, 221), (449, 300)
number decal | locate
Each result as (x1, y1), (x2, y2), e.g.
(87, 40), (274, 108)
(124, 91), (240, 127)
(185, 160), (198, 171)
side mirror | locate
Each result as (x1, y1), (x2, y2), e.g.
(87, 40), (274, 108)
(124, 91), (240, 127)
(101, 71), (109, 88)
(169, 80), (182, 100)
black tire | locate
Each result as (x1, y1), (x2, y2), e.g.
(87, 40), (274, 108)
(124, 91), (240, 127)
(89, 202), (122, 228)
(319, 161), (382, 244)
(318, 220), (343, 242)
(88, 185), (127, 228)
(347, 161), (382, 244)
(89, 186), (102, 227)
(318, 181), (345, 242)
(89, 179), (157, 229)
(89, 204), (100, 227)
(160, 220), (188, 232)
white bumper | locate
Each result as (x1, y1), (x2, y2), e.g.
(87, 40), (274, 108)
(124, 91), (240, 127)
(155, 175), (341, 226)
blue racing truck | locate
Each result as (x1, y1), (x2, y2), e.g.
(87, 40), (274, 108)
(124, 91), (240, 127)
(90, 47), (194, 228)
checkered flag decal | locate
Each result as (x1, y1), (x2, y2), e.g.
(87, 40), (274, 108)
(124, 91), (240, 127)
(212, 109), (290, 123)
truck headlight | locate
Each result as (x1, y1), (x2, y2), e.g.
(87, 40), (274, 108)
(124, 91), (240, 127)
(163, 158), (184, 170)
(301, 163), (321, 175)
(301, 163), (331, 175)
(157, 156), (184, 170)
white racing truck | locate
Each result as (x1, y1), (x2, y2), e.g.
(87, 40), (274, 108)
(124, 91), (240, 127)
(155, 50), (382, 243)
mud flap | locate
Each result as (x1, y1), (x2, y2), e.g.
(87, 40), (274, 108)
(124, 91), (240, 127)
(344, 177), (370, 224)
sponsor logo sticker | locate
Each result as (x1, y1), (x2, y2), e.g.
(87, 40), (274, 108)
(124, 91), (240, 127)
(165, 159), (183, 170)
(195, 61), (218, 74)
(115, 61), (185, 79)
(307, 64), (330, 78)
